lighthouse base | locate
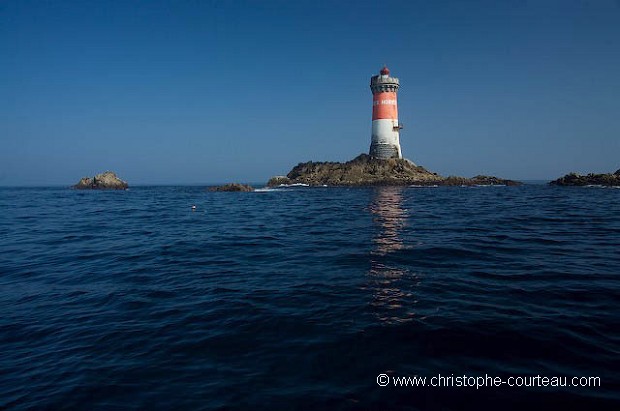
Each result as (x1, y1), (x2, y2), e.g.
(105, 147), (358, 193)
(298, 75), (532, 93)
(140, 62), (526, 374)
(370, 119), (402, 159)
(369, 143), (402, 160)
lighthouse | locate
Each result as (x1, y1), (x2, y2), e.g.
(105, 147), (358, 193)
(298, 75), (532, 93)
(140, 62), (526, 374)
(369, 66), (403, 159)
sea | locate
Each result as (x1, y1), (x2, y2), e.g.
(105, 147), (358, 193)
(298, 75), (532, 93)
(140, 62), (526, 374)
(1, 184), (619, 410)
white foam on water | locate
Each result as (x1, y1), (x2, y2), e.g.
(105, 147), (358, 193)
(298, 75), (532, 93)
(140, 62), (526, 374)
(254, 187), (283, 192)
(279, 183), (310, 188)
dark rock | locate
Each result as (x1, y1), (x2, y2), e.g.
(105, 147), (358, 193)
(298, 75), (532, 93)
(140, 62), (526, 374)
(550, 171), (620, 186)
(209, 183), (254, 192)
(74, 171), (128, 190)
(267, 154), (521, 187)
(469, 175), (522, 186)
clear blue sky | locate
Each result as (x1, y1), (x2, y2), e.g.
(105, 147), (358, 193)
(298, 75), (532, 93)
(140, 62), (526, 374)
(1, 0), (619, 185)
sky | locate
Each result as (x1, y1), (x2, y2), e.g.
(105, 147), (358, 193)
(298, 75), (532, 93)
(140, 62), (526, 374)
(1, 0), (619, 185)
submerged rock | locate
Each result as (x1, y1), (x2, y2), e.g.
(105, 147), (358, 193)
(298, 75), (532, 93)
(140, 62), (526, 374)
(73, 171), (128, 190)
(267, 154), (521, 187)
(209, 183), (254, 192)
(550, 170), (620, 186)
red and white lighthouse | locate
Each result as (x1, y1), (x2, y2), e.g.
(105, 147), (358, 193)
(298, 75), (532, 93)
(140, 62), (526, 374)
(370, 66), (403, 159)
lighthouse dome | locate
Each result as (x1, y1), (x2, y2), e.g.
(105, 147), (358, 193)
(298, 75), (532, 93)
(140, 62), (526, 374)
(380, 66), (390, 76)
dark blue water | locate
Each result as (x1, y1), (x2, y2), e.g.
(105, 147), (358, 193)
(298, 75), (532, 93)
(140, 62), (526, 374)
(1, 185), (619, 410)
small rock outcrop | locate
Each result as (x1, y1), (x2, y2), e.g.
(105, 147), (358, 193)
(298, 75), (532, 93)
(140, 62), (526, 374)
(550, 170), (620, 187)
(267, 154), (521, 187)
(74, 171), (128, 190)
(209, 183), (254, 192)
(267, 176), (292, 186)
(440, 175), (522, 186)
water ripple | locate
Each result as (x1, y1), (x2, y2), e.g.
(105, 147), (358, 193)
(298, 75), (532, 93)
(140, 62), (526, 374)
(1, 185), (619, 410)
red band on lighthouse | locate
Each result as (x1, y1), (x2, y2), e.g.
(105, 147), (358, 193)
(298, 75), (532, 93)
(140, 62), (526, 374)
(372, 92), (398, 120)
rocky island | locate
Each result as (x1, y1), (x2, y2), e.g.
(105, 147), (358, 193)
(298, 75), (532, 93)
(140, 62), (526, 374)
(73, 171), (128, 190)
(267, 154), (521, 187)
(209, 183), (255, 192)
(550, 169), (620, 186)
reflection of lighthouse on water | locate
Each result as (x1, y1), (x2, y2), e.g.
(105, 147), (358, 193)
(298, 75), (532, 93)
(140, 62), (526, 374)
(369, 187), (408, 257)
(368, 187), (418, 324)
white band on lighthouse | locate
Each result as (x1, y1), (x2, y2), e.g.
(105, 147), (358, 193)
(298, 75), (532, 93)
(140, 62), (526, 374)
(371, 119), (402, 159)
(369, 66), (403, 159)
